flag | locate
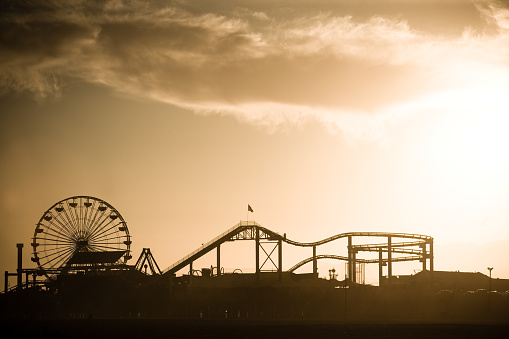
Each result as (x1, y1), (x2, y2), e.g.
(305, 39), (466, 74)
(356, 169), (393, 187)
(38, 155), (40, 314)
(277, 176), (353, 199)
(248, 204), (253, 213)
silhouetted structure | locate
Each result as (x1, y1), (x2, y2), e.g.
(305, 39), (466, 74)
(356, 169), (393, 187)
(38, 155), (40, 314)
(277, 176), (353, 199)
(2, 196), (508, 324)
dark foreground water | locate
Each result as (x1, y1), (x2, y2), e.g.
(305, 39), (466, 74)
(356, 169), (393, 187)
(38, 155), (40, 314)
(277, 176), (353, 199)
(2, 319), (508, 339)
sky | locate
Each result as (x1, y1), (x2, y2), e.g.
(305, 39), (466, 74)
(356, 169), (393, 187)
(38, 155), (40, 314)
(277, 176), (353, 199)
(1, 0), (509, 285)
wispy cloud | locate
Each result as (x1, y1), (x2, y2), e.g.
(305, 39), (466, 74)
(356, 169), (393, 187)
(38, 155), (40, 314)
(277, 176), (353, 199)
(1, 0), (508, 139)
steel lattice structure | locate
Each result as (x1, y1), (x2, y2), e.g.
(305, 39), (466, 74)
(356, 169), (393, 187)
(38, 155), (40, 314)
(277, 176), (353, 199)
(161, 221), (434, 285)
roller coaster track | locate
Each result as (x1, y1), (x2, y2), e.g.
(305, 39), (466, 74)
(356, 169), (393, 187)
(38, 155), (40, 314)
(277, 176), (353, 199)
(287, 254), (423, 273)
(161, 221), (433, 276)
(285, 232), (432, 247)
(162, 221), (282, 275)
(352, 241), (428, 250)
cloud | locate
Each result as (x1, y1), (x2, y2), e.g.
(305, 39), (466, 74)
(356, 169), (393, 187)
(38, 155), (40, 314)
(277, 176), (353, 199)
(1, 0), (508, 140)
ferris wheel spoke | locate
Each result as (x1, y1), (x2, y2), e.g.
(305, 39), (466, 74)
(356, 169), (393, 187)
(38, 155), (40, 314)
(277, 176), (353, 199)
(44, 248), (75, 269)
(77, 197), (83, 230)
(40, 238), (75, 248)
(41, 243), (74, 257)
(90, 234), (122, 245)
(40, 229), (76, 243)
(58, 208), (80, 238)
(40, 224), (73, 241)
(82, 199), (94, 235)
(51, 248), (76, 268)
(89, 243), (125, 251)
(71, 200), (83, 236)
(65, 198), (82, 234)
(88, 210), (113, 239)
(50, 210), (79, 240)
(38, 241), (74, 253)
(90, 231), (122, 244)
(88, 217), (116, 240)
(90, 236), (122, 246)
(37, 245), (74, 261)
(73, 197), (83, 236)
(43, 220), (76, 242)
(60, 205), (79, 238)
(37, 248), (74, 262)
(86, 200), (104, 235)
(37, 240), (74, 253)
(61, 201), (77, 230)
(91, 241), (122, 246)
(89, 199), (110, 230)
(86, 211), (109, 239)
(37, 241), (75, 248)
(42, 213), (70, 237)
(89, 221), (122, 242)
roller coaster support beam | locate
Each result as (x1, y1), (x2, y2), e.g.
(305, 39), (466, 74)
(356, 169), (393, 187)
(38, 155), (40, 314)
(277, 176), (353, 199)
(347, 236), (353, 281)
(217, 244), (221, 276)
(278, 239), (283, 282)
(420, 243), (427, 271)
(255, 227), (260, 281)
(352, 250), (357, 283)
(378, 248), (383, 286)
(429, 239), (434, 272)
(16, 243), (23, 292)
(312, 245), (317, 276)
(387, 236), (392, 279)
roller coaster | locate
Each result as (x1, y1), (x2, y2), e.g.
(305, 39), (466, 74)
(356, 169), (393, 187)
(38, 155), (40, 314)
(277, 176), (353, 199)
(160, 220), (434, 285)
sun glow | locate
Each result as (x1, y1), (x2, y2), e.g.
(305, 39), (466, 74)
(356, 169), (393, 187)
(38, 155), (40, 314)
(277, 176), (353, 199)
(421, 107), (509, 241)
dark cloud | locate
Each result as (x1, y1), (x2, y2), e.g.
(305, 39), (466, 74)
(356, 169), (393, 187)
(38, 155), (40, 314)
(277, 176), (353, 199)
(1, 0), (508, 137)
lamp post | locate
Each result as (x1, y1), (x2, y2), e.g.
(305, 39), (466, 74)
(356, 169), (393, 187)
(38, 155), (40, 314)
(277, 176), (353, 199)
(487, 267), (493, 318)
(487, 267), (493, 292)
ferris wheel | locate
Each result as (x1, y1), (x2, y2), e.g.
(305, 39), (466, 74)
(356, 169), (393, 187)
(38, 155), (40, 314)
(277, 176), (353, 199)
(31, 196), (132, 278)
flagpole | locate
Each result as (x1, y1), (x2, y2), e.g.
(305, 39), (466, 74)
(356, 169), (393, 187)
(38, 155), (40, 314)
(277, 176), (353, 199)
(247, 204), (253, 224)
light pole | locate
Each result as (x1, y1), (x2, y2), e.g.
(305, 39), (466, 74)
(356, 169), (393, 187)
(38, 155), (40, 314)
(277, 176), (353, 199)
(487, 267), (493, 318)
(487, 267), (493, 292)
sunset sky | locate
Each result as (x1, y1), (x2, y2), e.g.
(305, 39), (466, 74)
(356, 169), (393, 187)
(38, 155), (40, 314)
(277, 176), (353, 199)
(1, 0), (509, 284)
